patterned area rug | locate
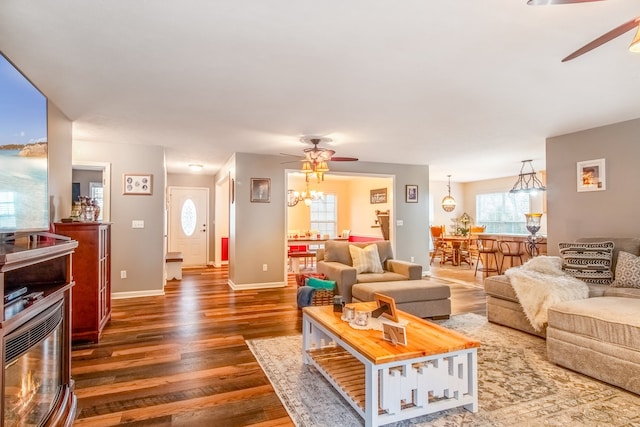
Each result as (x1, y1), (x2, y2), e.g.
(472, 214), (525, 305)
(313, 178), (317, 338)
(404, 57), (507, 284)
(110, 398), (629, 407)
(246, 313), (640, 426)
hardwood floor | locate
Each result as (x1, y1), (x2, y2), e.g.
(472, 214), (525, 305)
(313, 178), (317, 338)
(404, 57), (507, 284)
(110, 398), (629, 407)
(71, 265), (487, 426)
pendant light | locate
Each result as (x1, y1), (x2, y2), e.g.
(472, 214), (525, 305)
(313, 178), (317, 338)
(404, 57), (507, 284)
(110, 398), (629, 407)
(509, 160), (546, 194)
(441, 175), (456, 212)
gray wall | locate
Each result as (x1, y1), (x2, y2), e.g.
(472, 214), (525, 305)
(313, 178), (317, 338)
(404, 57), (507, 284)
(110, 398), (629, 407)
(546, 118), (640, 254)
(47, 101), (72, 224)
(74, 141), (166, 295)
(227, 153), (430, 288)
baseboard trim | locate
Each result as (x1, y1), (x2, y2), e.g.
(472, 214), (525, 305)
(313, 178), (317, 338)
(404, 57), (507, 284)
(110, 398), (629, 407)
(227, 280), (286, 290)
(113, 289), (165, 299)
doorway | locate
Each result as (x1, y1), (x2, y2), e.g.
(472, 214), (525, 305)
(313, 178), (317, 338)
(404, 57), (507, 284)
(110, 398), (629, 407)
(167, 186), (209, 267)
(72, 161), (111, 221)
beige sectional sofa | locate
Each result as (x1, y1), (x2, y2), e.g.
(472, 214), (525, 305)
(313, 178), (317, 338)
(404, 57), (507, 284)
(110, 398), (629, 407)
(316, 240), (422, 303)
(484, 237), (640, 395)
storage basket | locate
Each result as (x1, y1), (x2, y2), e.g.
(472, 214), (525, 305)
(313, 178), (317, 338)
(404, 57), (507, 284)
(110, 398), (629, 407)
(309, 288), (335, 306)
(296, 272), (335, 306)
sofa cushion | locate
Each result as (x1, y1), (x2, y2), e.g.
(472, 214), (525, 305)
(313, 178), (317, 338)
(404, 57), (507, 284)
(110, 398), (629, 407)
(603, 286), (640, 299)
(352, 280), (450, 304)
(349, 244), (384, 274)
(483, 275), (519, 303)
(548, 297), (640, 350)
(323, 240), (393, 266)
(558, 241), (614, 285)
(610, 251), (640, 288)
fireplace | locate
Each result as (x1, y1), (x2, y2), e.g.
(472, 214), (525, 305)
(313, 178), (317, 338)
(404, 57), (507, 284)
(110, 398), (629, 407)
(0, 234), (78, 427)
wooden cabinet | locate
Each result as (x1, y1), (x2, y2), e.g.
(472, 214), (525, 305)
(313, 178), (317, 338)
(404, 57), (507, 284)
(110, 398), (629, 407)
(54, 223), (111, 342)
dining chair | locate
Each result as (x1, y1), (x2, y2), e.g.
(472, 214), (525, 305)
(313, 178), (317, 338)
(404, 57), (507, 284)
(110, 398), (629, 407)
(474, 237), (501, 277)
(429, 225), (451, 265)
(498, 240), (525, 272)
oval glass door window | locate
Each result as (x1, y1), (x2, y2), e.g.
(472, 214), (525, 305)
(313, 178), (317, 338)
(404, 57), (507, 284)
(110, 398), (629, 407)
(181, 198), (197, 236)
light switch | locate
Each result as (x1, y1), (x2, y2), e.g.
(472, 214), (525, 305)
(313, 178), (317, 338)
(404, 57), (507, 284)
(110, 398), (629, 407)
(396, 220), (404, 226)
(132, 220), (145, 229)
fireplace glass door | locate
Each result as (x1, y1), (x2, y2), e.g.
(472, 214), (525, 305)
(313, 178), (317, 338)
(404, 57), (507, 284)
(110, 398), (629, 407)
(4, 301), (64, 427)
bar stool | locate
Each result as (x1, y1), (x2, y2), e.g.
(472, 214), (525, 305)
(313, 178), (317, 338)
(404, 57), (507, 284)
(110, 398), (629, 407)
(474, 238), (501, 277)
(499, 240), (525, 272)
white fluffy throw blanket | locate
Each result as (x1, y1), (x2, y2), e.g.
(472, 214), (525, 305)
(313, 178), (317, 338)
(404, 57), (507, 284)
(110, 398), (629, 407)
(505, 256), (589, 332)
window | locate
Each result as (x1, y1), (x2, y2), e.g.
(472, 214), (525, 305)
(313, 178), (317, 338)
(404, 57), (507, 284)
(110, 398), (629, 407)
(476, 192), (530, 234)
(310, 193), (337, 238)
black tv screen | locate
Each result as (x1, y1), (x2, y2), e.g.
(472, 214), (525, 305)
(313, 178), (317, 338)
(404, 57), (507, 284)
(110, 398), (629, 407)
(0, 52), (49, 233)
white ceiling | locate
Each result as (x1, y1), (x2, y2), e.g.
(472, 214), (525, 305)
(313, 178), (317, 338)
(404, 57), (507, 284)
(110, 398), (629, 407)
(2, 1), (640, 182)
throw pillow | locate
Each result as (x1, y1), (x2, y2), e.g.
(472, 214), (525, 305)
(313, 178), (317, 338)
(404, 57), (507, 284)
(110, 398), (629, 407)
(305, 277), (337, 290)
(349, 244), (384, 274)
(610, 251), (640, 288)
(558, 241), (614, 285)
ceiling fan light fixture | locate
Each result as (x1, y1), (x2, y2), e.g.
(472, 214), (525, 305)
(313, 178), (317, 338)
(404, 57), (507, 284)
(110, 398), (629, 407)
(629, 25), (640, 52)
(301, 161), (313, 174)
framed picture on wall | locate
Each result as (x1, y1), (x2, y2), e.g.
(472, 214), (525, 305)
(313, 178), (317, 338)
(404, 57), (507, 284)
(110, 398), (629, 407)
(250, 178), (271, 202)
(577, 158), (606, 192)
(370, 188), (387, 204)
(405, 185), (418, 203)
(123, 173), (153, 195)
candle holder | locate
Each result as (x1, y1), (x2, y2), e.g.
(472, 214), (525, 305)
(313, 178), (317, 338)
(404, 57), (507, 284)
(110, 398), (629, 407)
(524, 213), (543, 257)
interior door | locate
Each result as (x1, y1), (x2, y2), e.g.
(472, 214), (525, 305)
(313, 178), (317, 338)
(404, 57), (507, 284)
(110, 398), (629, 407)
(168, 187), (209, 267)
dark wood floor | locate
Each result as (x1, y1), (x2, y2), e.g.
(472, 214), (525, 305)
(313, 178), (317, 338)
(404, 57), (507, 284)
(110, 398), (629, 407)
(71, 265), (487, 426)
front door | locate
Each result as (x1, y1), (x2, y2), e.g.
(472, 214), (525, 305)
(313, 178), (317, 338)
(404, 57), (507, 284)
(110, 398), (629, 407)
(168, 186), (209, 267)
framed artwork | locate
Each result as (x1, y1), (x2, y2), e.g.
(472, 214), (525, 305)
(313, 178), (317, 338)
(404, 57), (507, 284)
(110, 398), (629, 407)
(250, 178), (271, 202)
(577, 158), (606, 192)
(123, 174), (153, 195)
(373, 293), (399, 323)
(382, 322), (407, 346)
(405, 185), (418, 203)
(370, 188), (387, 204)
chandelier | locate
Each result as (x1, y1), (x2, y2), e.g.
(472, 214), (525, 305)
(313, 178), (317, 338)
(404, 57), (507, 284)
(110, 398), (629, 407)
(287, 182), (324, 207)
(509, 160), (546, 194)
(441, 175), (456, 212)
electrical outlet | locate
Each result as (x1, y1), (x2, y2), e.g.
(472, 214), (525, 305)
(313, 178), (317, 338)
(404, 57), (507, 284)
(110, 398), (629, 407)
(120, 270), (127, 279)
(262, 264), (268, 272)
(411, 256), (415, 262)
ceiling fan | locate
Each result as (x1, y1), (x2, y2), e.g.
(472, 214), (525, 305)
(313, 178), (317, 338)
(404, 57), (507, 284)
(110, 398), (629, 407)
(283, 136), (358, 182)
(528, 0), (640, 62)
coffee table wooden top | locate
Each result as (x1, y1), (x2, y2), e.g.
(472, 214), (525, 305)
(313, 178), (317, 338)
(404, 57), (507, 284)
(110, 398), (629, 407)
(303, 302), (480, 365)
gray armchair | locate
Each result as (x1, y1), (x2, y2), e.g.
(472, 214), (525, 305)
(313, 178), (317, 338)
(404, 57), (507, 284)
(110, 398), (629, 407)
(316, 240), (422, 303)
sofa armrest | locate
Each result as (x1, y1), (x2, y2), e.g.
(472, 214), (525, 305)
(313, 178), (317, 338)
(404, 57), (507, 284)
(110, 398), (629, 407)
(385, 259), (422, 280)
(316, 260), (358, 303)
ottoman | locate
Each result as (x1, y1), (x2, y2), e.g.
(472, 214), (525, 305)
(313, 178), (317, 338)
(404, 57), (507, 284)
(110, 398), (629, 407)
(547, 297), (640, 396)
(351, 279), (451, 319)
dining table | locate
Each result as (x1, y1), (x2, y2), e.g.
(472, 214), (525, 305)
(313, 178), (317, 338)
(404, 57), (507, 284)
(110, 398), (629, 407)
(440, 235), (473, 267)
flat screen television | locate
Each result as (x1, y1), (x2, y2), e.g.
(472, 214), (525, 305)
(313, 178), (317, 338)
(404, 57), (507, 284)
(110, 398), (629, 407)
(0, 51), (49, 234)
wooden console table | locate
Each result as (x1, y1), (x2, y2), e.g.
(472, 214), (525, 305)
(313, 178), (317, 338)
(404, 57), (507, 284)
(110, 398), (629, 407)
(302, 303), (480, 427)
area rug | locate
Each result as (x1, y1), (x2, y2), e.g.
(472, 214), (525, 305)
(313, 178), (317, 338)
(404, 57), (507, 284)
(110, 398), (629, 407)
(246, 313), (640, 426)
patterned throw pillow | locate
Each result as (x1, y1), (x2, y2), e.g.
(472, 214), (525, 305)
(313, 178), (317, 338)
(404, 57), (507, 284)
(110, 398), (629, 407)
(558, 241), (614, 285)
(349, 244), (384, 274)
(610, 251), (640, 288)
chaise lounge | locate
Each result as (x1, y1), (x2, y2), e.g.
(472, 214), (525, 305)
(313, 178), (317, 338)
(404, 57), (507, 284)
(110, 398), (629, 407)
(484, 237), (640, 395)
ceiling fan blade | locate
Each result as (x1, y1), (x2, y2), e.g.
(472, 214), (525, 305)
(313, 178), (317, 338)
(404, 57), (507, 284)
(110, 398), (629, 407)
(330, 157), (359, 162)
(527, 0), (603, 5)
(562, 17), (640, 62)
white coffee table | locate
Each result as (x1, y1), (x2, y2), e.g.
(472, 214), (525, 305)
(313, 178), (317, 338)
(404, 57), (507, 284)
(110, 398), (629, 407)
(302, 302), (479, 427)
